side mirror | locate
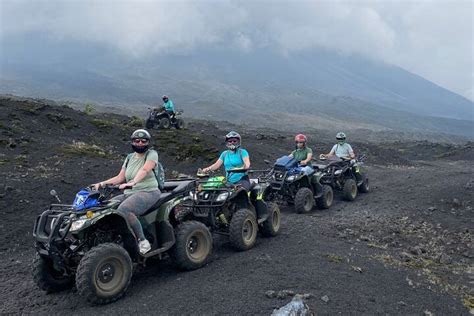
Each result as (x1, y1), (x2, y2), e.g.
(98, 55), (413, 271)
(50, 189), (61, 203)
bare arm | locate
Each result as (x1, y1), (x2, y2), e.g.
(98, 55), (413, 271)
(203, 159), (224, 173)
(93, 168), (126, 189)
(242, 156), (250, 169)
(300, 152), (313, 165)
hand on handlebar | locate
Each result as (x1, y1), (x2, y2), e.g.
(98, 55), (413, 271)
(119, 182), (135, 190)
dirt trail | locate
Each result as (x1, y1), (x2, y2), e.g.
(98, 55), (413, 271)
(0, 96), (472, 314)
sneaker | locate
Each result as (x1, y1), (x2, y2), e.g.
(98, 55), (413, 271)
(138, 239), (151, 254)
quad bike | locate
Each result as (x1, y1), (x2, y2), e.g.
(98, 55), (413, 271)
(32, 180), (212, 304)
(176, 169), (281, 251)
(263, 156), (334, 213)
(313, 154), (369, 201)
(145, 106), (185, 130)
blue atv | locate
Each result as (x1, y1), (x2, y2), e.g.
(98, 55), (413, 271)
(264, 156), (333, 213)
(32, 181), (212, 304)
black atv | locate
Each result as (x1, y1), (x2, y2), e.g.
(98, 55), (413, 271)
(145, 106), (185, 130)
(264, 156), (334, 213)
(314, 154), (369, 201)
(33, 180), (212, 304)
(176, 169), (281, 251)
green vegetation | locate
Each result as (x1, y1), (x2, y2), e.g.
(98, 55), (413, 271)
(90, 118), (115, 130)
(61, 141), (115, 159)
(128, 116), (144, 127)
(84, 103), (95, 115)
(325, 254), (343, 263)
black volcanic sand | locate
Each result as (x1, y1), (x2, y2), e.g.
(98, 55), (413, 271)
(0, 96), (473, 314)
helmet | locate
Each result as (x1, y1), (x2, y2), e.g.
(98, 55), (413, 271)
(225, 131), (241, 150)
(162, 95), (169, 102)
(131, 129), (151, 140)
(336, 132), (346, 141)
(294, 134), (307, 143)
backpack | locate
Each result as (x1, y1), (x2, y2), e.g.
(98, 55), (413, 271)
(125, 150), (165, 190)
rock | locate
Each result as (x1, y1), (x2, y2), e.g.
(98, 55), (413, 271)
(427, 207), (437, 212)
(277, 291), (288, 300)
(265, 290), (277, 298)
(409, 246), (423, 256)
(452, 198), (461, 207)
(351, 266), (363, 273)
(281, 290), (295, 296)
(272, 295), (311, 316)
(438, 253), (453, 264)
(359, 235), (370, 241)
(320, 295), (330, 303)
(400, 252), (414, 262)
(5, 186), (14, 192)
(301, 293), (314, 300)
(462, 250), (474, 258)
(423, 310), (434, 316)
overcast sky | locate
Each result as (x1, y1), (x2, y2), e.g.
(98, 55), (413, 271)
(1, 0), (473, 100)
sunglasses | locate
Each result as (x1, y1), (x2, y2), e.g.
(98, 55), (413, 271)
(133, 139), (149, 144)
(227, 139), (239, 144)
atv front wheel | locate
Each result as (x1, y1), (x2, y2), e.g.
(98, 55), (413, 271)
(175, 118), (185, 129)
(145, 118), (154, 129)
(260, 202), (281, 237)
(358, 174), (370, 193)
(33, 253), (73, 293)
(76, 243), (132, 305)
(316, 185), (333, 209)
(343, 179), (358, 201)
(159, 117), (170, 129)
(295, 187), (314, 213)
(172, 221), (213, 271)
(229, 209), (258, 251)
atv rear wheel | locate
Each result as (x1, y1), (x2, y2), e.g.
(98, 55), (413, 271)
(145, 118), (154, 129)
(33, 253), (73, 293)
(343, 179), (358, 201)
(260, 202), (281, 237)
(175, 118), (185, 129)
(295, 187), (314, 213)
(229, 209), (258, 251)
(159, 117), (170, 129)
(316, 185), (333, 209)
(172, 221), (213, 270)
(76, 243), (132, 305)
(358, 174), (370, 193)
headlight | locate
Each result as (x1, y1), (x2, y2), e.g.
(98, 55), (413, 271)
(335, 170), (342, 175)
(216, 192), (229, 202)
(70, 219), (87, 232)
(189, 191), (198, 200)
(286, 175), (296, 181)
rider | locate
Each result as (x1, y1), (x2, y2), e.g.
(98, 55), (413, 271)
(289, 134), (314, 176)
(322, 132), (362, 184)
(162, 95), (175, 117)
(323, 132), (355, 159)
(201, 131), (251, 190)
(93, 129), (160, 254)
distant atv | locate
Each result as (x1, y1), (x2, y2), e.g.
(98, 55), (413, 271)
(145, 106), (185, 130)
(264, 156), (333, 213)
(176, 169), (281, 251)
(314, 154), (369, 201)
(33, 180), (212, 305)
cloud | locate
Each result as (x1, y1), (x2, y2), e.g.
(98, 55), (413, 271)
(0, 0), (472, 99)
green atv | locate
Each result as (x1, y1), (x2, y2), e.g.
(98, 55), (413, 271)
(33, 180), (212, 304)
(176, 169), (281, 251)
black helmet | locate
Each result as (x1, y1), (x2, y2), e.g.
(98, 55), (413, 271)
(162, 95), (169, 102)
(225, 131), (241, 150)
